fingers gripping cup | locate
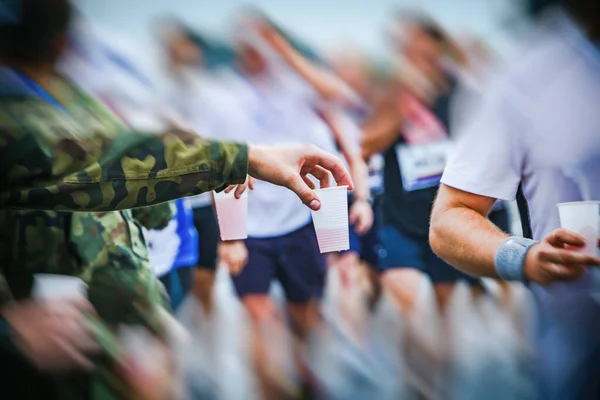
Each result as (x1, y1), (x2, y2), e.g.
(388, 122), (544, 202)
(214, 190), (248, 241)
(557, 201), (600, 255)
(32, 274), (88, 300)
(311, 186), (350, 253)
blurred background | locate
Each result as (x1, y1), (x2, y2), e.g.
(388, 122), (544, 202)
(73, 0), (523, 92)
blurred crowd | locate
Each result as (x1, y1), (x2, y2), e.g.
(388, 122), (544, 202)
(1, 0), (600, 399)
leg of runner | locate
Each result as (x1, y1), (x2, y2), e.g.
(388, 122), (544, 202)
(231, 236), (278, 323)
(379, 224), (481, 313)
(192, 206), (219, 314)
(276, 223), (327, 340)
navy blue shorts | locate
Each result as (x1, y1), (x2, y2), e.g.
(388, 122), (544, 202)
(231, 223), (326, 303)
(192, 206), (219, 270)
(378, 224), (478, 284)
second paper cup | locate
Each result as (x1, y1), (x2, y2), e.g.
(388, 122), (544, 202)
(214, 190), (248, 241)
(557, 201), (600, 255)
(311, 186), (350, 253)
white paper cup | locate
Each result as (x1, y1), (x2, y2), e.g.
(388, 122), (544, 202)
(214, 190), (248, 241)
(311, 186), (350, 253)
(32, 274), (88, 300)
(557, 201), (600, 255)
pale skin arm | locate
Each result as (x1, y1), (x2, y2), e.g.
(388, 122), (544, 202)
(320, 108), (373, 234)
(258, 24), (353, 103)
(430, 184), (600, 285)
(429, 184), (506, 277)
(320, 108), (369, 201)
(361, 90), (404, 160)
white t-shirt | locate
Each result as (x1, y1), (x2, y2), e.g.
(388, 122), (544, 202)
(441, 11), (600, 389)
(144, 219), (180, 278)
(442, 16), (600, 242)
(204, 68), (323, 237)
(169, 68), (227, 209)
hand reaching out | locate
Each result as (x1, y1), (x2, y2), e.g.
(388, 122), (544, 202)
(524, 228), (600, 285)
(247, 144), (353, 211)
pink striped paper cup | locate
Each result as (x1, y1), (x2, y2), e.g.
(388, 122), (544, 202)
(214, 190), (248, 241)
(311, 186), (350, 253)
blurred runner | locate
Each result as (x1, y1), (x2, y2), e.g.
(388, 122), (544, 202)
(0, 1), (353, 398)
(157, 20), (249, 314)
(363, 11), (481, 312)
(328, 48), (383, 306)
(149, 199), (199, 310)
(430, 1), (600, 398)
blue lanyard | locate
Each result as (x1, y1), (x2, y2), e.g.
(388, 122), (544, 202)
(11, 70), (68, 114)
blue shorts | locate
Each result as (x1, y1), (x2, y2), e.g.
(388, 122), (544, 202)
(378, 224), (478, 284)
(232, 223), (326, 303)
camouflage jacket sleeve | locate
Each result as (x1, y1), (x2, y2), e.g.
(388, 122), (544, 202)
(0, 99), (248, 211)
(132, 201), (176, 231)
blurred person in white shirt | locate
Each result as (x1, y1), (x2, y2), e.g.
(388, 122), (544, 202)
(156, 19), (248, 315)
(195, 12), (365, 343)
(430, 1), (600, 397)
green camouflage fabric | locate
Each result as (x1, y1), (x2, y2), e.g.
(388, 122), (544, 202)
(0, 207), (171, 399)
(0, 70), (248, 211)
(131, 201), (176, 231)
(0, 71), (247, 399)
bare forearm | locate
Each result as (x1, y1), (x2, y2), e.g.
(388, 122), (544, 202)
(273, 38), (347, 101)
(430, 206), (508, 278)
(361, 95), (402, 159)
(348, 157), (370, 201)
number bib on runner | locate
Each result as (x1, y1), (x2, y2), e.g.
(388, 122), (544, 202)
(396, 140), (452, 191)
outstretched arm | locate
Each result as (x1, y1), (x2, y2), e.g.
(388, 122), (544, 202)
(258, 25), (356, 104)
(361, 89), (404, 160)
(430, 184), (600, 284)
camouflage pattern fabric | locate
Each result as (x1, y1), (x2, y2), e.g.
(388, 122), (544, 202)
(0, 70), (248, 399)
(131, 201), (176, 231)
(0, 68), (249, 211)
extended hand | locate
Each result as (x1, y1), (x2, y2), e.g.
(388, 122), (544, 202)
(2, 298), (100, 372)
(247, 144), (353, 211)
(349, 199), (374, 236)
(524, 228), (600, 285)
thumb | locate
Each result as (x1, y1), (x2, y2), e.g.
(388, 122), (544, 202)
(288, 175), (321, 211)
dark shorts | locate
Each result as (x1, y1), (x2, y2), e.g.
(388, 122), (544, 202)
(343, 195), (381, 267)
(231, 223), (326, 303)
(378, 224), (478, 284)
(192, 206), (219, 270)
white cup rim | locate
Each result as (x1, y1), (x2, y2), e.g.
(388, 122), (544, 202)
(557, 201), (600, 208)
(34, 273), (84, 281)
(314, 185), (349, 193)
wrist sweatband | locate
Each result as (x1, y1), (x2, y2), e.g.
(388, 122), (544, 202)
(494, 236), (538, 282)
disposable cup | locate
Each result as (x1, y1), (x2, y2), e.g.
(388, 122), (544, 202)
(557, 201), (600, 255)
(311, 186), (350, 253)
(214, 190), (248, 241)
(32, 274), (88, 300)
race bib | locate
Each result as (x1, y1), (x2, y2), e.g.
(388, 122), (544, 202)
(396, 140), (452, 191)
